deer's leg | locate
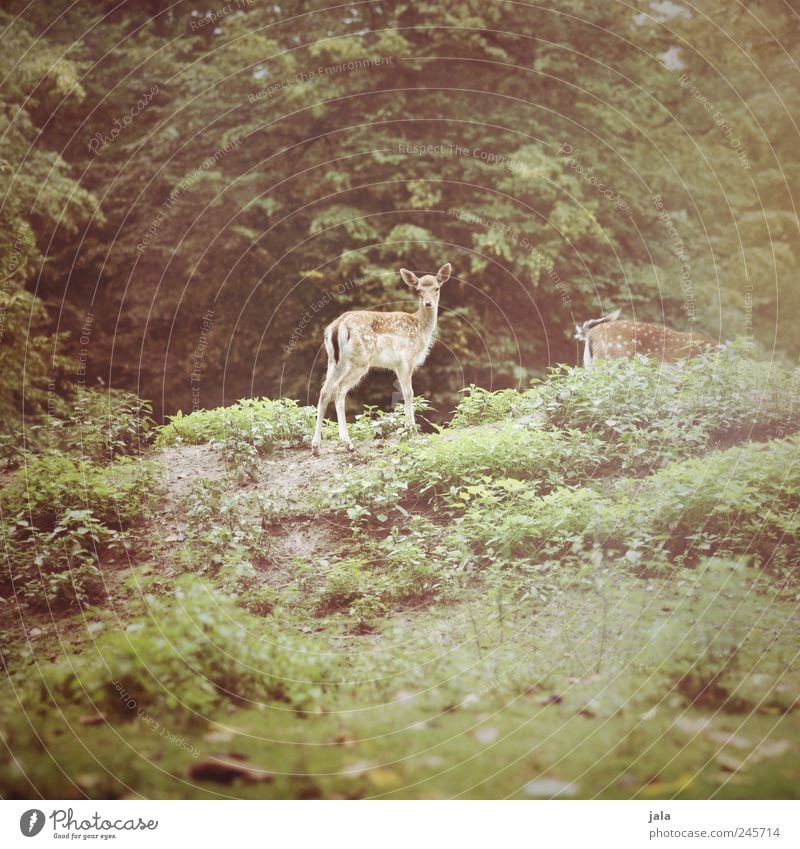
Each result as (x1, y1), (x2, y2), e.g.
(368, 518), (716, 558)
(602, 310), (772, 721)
(334, 365), (368, 451)
(311, 366), (336, 455)
(583, 339), (593, 369)
(396, 366), (416, 430)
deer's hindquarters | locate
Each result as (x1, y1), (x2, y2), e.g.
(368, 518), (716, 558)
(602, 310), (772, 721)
(586, 320), (713, 364)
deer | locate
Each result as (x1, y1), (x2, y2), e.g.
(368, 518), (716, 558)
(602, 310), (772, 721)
(310, 262), (451, 455)
(576, 309), (716, 367)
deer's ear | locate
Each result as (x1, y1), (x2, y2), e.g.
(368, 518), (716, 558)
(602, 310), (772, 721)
(437, 262), (452, 284)
(400, 268), (419, 287)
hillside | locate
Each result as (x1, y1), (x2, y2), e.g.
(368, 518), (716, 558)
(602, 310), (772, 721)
(1, 349), (799, 800)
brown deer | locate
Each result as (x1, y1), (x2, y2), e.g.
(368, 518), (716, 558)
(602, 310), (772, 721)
(311, 263), (451, 455)
(576, 309), (715, 367)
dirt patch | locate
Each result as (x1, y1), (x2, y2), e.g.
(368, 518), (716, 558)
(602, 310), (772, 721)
(254, 441), (381, 514)
(157, 443), (228, 499)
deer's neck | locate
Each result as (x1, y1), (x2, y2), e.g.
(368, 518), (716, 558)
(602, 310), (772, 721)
(414, 303), (438, 340)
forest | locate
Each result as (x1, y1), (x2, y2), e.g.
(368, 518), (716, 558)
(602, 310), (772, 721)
(1, 0), (799, 802)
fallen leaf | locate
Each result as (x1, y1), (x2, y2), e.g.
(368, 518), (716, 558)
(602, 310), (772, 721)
(714, 752), (745, 773)
(393, 690), (415, 703)
(189, 757), (273, 784)
(473, 726), (499, 744)
(78, 714), (106, 726)
(674, 716), (712, 734)
(751, 739), (791, 762)
(203, 730), (234, 743)
(342, 760), (376, 777)
(367, 768), (402, 788)
(76, 773), (101, 790)
(706, 731), (751, 750)
(524, 778), (579, 797)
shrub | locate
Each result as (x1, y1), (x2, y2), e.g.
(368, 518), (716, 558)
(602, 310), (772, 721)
(3, 508), (125, 609)
(173, 481), (272, 582)
(531, 342), (800, 471)
(328, 421), (611, 521)
(457, 434), (800, 573)
(1, 454), (159, 609)
(155, 397), (314, 448)
(36, 579), (326, 718)
(62, 388), (156, 462)
(449, 386), (534, 428)
(0, 453), (159, 530)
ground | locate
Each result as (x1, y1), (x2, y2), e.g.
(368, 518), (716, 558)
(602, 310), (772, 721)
(2, 427), (798, 800)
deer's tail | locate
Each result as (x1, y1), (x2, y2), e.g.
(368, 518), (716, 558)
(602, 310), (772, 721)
(325, 317), (348, 365)
(575, 308), (621, 341)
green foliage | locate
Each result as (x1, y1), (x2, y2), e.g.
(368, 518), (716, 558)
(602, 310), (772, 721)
(155, 398), (314, 449)
(0, 453), (159, 531)
(329, 421), (609, 521)
(173, 480), (274, 590)
(1, 454), (159, 608)
(538, 344), (800, 451)
(457, 434), (800, 574)
(36, 579), (326, 717)
(449, 385), (537, 428)
(3, 508), (123, 609)
(449, 344), (800, 475)
(310, 548), (442, 631)
(62, 388), (156, 462)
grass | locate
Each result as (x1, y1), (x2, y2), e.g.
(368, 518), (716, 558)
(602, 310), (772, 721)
(1, 348), (799, 798)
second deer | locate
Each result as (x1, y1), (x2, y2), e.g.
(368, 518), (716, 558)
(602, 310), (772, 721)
(311, 262), (451, 455)
(576, 309), (716, 367)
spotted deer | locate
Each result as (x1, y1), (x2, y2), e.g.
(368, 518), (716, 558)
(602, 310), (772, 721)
(311, 262), (451, 455)
(576, 309), (715, 367)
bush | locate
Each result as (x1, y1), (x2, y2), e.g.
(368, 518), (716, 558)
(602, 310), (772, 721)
(532, 343), (800, 470)
(457, 434), (800, 573)
(0, 453), (159, 531)
(62, 388), (156, 462)
(36, 579), (326, 718)
(173, 481), (273, 582)
(448, 386), (533, 428)
(328, 421), (611, 521)
(3, 508), (125, 609)
(155, 397), (315, 449)
(1, 454), (159, 609)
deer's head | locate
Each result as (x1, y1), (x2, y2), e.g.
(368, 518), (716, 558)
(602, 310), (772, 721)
(400, 263), (451, 309)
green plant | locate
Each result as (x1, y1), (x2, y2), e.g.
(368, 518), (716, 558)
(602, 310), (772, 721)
(327, 421), (610, 522)
(155, 397), (315, 448)
(449, 385), (536, 428)
(36, 579), (327, 718)
(531, 342), (800, 472)
(455, 433), (800, 575)
(0, 453), (159, 531)
(173, 481), (272, 588)
(62, 388), (156, 462)
(4, 509), (124, 609)
(241, 585), (279, 616)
